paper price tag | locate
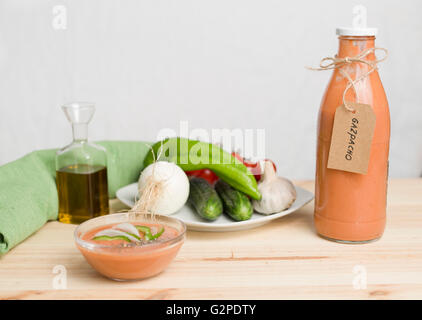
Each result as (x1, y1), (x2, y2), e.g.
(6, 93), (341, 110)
(327, 102), (376, 174)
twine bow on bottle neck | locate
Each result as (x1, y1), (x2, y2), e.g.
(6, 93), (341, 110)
(308, 47), (388, 111)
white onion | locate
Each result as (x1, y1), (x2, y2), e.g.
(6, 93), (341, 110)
(113, 223), (140, 238)
(138, 161), (189, 215)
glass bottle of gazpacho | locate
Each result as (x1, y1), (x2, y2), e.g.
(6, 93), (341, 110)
(314, 10), (390, 243)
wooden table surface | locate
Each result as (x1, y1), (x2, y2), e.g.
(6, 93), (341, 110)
(1, 179), (421, 300)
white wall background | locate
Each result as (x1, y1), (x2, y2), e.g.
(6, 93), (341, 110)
(0, 0), (421, 179)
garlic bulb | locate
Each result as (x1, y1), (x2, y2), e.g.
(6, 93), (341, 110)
(252, 161), (296, 215)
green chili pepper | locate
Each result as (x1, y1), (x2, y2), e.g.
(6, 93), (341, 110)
(135, 226), (150, 234)
(126, 233), (141, 240)
(135, 225), (165, 241)
(143, 137), (261, 200)
(92, 235), (131, 242)
(151, 227), (165, 240)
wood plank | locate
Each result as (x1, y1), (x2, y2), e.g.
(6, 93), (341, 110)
(0, 179), (421, 300)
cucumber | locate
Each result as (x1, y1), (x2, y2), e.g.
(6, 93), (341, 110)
(188, 178), (223, 221)
(215, 180), (253, 221)
(92, 235), (131, 242)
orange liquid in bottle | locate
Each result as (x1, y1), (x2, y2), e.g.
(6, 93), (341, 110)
(314, 36), (390, 243)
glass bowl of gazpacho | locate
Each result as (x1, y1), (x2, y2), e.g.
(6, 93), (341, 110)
(74, 212), (186, 281)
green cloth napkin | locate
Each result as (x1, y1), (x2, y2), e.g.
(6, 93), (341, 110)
(0, 141), (151, 254)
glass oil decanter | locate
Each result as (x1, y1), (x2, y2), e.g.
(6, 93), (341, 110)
(56, 102), (109, 224)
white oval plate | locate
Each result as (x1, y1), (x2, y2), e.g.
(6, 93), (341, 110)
(116, 183), (314, 232)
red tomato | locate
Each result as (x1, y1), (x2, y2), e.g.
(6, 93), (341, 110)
(242, 159), (262, 178)
(185, 169), (219, 185)
(231, 152), (277, 182)
(231, 152), (244, 162)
